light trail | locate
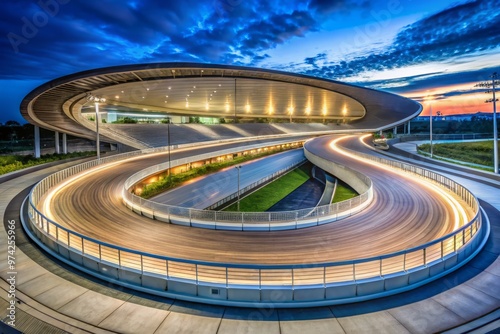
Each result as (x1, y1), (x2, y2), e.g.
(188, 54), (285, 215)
(329, 134), (469, 231)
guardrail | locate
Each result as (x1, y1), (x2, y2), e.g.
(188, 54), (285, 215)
(24, 135), (486, 307)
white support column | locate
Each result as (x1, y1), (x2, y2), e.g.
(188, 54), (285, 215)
(393, 126), (398, 135)
(408, 120), (411, 135)
(55, 131), (60, 154)
(62, 133), (67, 154)
(34, 126), (41, 158)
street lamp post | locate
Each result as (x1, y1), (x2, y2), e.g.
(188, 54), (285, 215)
(234, 78), (237, 123)
(87, 95), (106, 160)
(167, 120), (171, 182)
(476, 72), (499, 174)
(235, 165), (241, 211)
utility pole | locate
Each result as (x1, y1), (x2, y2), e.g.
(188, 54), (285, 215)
(476, 72), (499, 173)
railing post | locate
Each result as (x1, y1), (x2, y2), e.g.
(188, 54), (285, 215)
(423, 248), (427, 266)
(259, 269), (262, 290)
(323, 266), (326, 288)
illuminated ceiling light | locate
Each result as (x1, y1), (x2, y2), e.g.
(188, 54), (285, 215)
(121, 90), (124, 93)
(288, 106), (294, 114)
(322, 107), (327, 115)
(142, 96), (145, 99)
(214, 90), (217, 93)
(225, 103), (230, 112)
(210, 94), (212, 96)
(193, 86), (196, 88)
(146, 88), (149, 91)
(115, 95), (119, 99)
(218, 84), (221, 87)
(187, 94), (190, 97)
(245, 104), (251, 112)
(205, 103), (209, 110)
(269, 105), (274, 114)
(305, 107), (311, 115)
(191, 90), (193, 93)
(168, 86), (171, 90)
(342, 106), (347, 115)
(185, 102), (189, 108)
(165, 95), (168, 97)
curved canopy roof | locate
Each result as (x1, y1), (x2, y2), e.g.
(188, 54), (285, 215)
(21, 63), (421, 141)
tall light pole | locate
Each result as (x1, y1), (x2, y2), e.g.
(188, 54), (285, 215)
(87, 95), (106, 160)
(476, 72), (499, 174)
(235, 165), (241, 211)
(234, 78), (237, 123)
(167, 119), (171, 182)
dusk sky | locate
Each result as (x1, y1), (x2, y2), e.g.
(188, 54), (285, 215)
(1, 0), (499, 124)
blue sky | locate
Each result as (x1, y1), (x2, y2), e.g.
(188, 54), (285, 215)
(1, 0), (499, 123)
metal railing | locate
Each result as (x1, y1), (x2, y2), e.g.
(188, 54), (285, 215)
(121, 142), (372, 229)
(25, 136), (485, 306)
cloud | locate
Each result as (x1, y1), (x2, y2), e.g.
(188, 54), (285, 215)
(304, 52), (328, 67)
(308, 0), (371, 16)
(295, 0), (500, 82)
(0, 0), (326, 78)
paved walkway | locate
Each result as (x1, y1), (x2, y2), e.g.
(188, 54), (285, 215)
(1, 147), (499, 333)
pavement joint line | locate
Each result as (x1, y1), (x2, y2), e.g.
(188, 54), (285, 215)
(214, 307), (226, 334)
(385, 308), (414, 334)
(151, 310), (170, 334)
(0, 278), (108, 333)
(327, 306), (347, 334)
(94, 297), (129, 328)
(463, 276), (500, 302)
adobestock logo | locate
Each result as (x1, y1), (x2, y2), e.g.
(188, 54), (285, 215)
(7, 0), (70, 53)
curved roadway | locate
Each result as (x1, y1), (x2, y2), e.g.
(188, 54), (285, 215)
(40, 135), (473, 265)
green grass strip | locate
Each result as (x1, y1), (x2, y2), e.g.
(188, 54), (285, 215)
(332, 180), (358, 203)
(0, 151), (96, 176)
(418, 140), (498, 167)
(223, 164), (310, 212)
